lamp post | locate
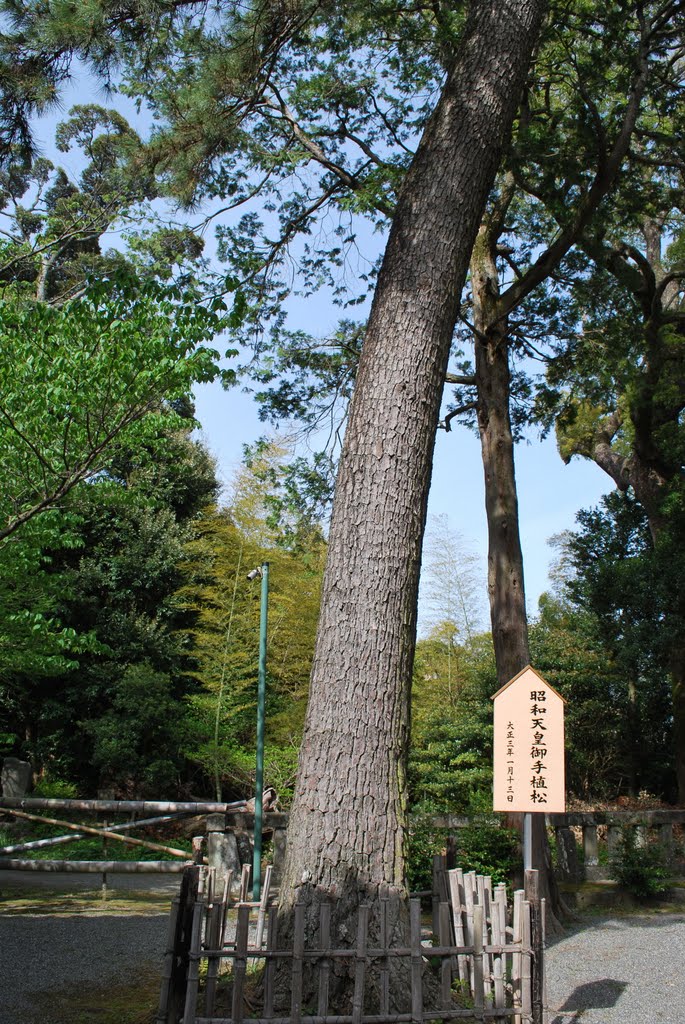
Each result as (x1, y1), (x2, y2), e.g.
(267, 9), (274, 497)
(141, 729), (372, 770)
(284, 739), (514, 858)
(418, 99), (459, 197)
(247, 562), (269, 900)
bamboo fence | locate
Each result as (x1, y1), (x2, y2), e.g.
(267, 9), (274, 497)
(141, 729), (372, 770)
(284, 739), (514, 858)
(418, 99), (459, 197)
(159, 861), (546, 1024)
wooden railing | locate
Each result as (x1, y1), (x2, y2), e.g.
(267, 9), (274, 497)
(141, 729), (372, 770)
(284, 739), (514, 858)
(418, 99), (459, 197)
(158, 859), (547, 1024)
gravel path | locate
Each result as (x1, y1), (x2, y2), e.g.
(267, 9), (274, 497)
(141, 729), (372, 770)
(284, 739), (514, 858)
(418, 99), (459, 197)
(545, 912), (685, 1023)
(0, 873), (174, 1024)
(0, 912), (169, 1024)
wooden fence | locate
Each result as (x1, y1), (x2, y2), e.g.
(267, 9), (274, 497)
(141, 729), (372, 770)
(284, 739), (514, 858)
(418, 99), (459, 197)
(159, 861), (546, 1024)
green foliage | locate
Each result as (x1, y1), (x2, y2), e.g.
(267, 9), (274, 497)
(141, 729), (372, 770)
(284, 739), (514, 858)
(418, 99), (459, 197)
(453, 821), (519, 886)
(0, 269), (224, 541)
(538, 491), (676, 800)
(406, 812), (448, 893)
(32, 774), (78, 799)
(181, 442), (325, 802)
(407, 813), (518, 892)
(83, 663), (188, 796)
(0, 104), (209, 303)
(609, 827), (670, 899)
(409, 633), (496, 812)
(0, 410), (222, 794)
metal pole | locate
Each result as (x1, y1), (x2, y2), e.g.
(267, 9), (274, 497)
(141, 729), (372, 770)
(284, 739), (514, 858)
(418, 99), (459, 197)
(253, 562), (269, 900)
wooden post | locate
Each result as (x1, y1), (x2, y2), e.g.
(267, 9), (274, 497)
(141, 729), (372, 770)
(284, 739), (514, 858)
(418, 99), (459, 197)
(204, 870), (224, 1017)
(491, 886), (505, 1023)
(352, 904), (369, 1024)
(525, 869), (544, 1024)
(318, 901), (331, 1016)
(157, 864), (200, 1024)
(447, 868), (468, 990)
(521, 900), (532, 1022)
(231, 902), (251, 1024)
(264, 906), (278, 1019)
(182, 865), (207, 1024)
(290, 901), (305, 1024)
(512, 888), (524, 1024)
(438, 902), (453, 1009)
(255, 863), (272, 950)
(378, 892), (390, 1016)
(410, 898), (423, 1023)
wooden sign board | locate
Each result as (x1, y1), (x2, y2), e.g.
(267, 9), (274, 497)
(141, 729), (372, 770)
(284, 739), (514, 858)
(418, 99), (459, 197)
(492, 665), (566, 813)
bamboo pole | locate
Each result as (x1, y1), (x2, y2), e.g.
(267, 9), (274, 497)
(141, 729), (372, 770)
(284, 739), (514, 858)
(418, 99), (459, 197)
(521, 901), (532, 1022)
(156, 894), (182, 1024)
(512, 889), (524, 1024)
(0, 811), (190, 856)
(438, 902), (453, 1009)
(0, 834), (79, 854)
(448, 868), (468, 991)
(264, 905), (278, 1019)
(204, 871), (224, 1017)
(0, 858), (187, 872)
(378, 894), (390, 1016)
(5, 808), (190, 857)
(0, 797), (247, 814)
(255, 864), (273, 950)
(472, 904), (484, 1012)
(491, 888), (505, 1022)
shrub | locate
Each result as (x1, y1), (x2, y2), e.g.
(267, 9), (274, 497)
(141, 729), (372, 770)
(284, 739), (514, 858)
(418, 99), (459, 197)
(32, 775), (78, 799)
(454, 819), (519, 885)
(407, 811), (448, 893)
(407, 808), (519, 892)
(609, 826), (670, 899)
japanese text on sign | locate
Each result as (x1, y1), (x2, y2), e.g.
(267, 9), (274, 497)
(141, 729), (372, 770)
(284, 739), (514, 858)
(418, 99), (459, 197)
(492, 666), (565, 813)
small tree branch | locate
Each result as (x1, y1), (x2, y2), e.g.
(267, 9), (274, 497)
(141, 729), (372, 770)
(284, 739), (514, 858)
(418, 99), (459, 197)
(439, 402), (478, 432)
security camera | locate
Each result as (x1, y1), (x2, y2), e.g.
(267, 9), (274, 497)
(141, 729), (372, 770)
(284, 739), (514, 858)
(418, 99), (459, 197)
(246, 567), (263, 581)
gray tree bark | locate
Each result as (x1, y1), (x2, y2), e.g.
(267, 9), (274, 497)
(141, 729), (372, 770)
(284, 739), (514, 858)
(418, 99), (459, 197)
(278, 0), (547, 988)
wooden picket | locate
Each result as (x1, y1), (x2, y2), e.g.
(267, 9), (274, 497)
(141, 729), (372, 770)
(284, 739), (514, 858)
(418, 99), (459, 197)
(158, 861), (546, 1024)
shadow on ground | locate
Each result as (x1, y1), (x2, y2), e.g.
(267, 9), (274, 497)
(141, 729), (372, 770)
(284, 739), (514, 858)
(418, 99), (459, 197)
(549, 979), (628, 1022)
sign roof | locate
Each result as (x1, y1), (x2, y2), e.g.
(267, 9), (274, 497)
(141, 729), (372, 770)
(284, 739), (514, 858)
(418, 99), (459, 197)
(490, 664), (566, 704)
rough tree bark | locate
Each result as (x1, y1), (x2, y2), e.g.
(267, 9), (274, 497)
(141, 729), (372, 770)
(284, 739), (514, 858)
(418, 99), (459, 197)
(278, 0), (547, 1004)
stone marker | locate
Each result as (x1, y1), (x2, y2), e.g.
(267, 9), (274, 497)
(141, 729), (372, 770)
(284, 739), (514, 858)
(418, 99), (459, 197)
(206, 813), (241, 890)
(1, 758), (32, 798)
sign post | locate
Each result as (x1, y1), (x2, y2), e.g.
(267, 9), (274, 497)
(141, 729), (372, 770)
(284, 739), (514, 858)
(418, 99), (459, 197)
(492, 666), (564, 1024)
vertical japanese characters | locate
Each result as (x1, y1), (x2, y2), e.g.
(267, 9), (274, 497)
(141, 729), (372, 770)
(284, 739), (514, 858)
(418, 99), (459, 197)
(530, 689), (547, 806)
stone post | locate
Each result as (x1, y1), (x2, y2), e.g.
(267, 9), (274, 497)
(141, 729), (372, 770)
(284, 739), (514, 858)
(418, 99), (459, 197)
(1, 758), (32, 797)
(206, 813), (241, 892)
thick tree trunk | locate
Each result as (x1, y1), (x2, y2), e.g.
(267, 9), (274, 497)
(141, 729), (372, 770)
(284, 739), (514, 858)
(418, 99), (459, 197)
(279, 0), (547, 992)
